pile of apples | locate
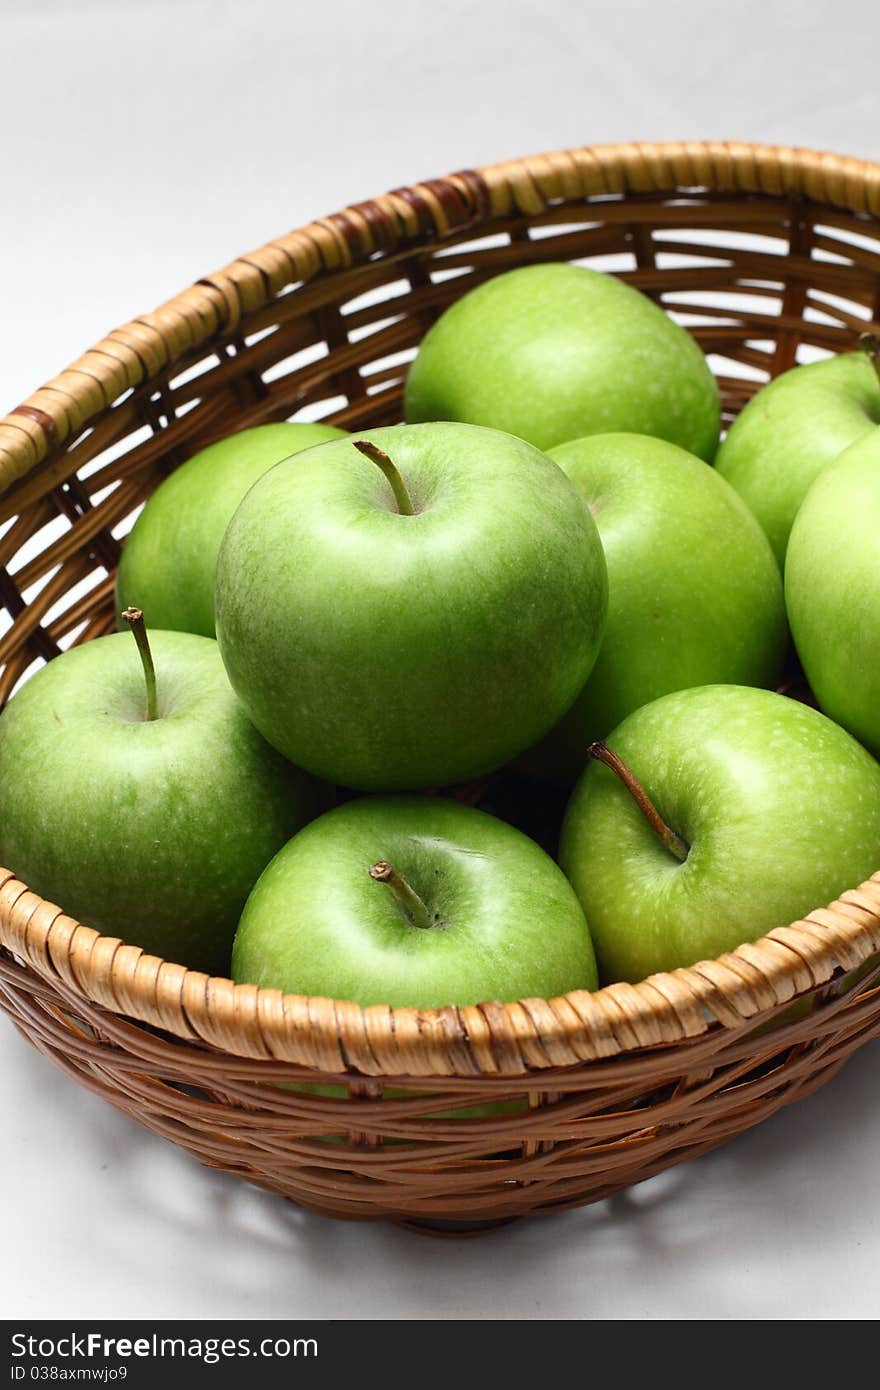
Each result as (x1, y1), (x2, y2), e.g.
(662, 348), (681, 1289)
(2, 261), (880, 1011)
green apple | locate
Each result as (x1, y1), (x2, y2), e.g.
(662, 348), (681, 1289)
(116, 421), (346, 637)
(404, 263), (721, 460)
(215, 423), (608, 790)
(786, 430), (880, 754)
(559, 685), (880, 984)
(232, 795), (597, 1008)
(0, 613), (321, 975)
(715, 351), (880, 565)
(520, 434), (787, 783)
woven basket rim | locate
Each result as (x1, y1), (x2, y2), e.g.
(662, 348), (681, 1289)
(2, 138), (880, 1077)
(3, 138), (880, 498)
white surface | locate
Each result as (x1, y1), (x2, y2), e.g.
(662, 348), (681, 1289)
(1, 0), (879, 1321)
(3, 1022), (879, 1320)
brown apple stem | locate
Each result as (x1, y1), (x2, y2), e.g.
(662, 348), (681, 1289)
(353, 440), (415, 516)
(587, 741), (689, 863)
(121, 607), (158, 722)
(369, 861), (432, 928)
(858, 331), (880, 388)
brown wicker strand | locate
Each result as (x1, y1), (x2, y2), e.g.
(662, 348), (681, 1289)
(1, 140), (879, 1227)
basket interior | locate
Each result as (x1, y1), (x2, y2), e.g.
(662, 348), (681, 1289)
(2, 172), (879, 707)
(2, 147), (880, 1223)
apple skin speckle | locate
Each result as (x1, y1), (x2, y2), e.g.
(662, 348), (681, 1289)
(116, 421), (347, 638)
(233, 795), (597, 1010)
(716, 352), (880, 565)
(519, 433), (787, 785)
(787, 429), (880, 759)
(215, 422), (608, 791)
(559, 684), (880, 984)
(404, 263), (720, 461)
(0, 630), (321, 975)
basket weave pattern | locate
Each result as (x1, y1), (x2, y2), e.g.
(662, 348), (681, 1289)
(1, 141), (880, 1227)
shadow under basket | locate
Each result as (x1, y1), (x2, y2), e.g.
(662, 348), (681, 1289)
(1, 140), (880, 1232)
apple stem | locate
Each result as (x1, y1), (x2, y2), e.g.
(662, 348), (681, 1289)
(369, 861), (433, 929)
(353, 440), (415, 516)
(121, 607), (159, 722)
(587, 741), (689, 864)
(859, 331), (880, 388)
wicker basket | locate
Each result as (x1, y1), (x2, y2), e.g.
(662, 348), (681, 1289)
(1, 140), (880, 1234)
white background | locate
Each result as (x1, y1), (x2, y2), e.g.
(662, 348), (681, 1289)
(1, 0), (878, 1320)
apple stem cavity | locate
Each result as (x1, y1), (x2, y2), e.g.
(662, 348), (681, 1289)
(353, 440), (415, 516)
(587, 741), (689, 864)
(859, 331), (880, 388)
(369, 860), (433, 928)
(121, 606), (159, 722)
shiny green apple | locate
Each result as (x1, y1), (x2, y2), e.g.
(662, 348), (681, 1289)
(116, 421), (346, 636)
(715, 352), (880, 565)
(559, 685), (880, 984)
(521, 434), (787, 783)
(786, 430), (880, 754)
(215, 423), (607, 790)
(232, 795), (597, 1008)
(0, 620), (320, 975)
(404, 264), (720, 460)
